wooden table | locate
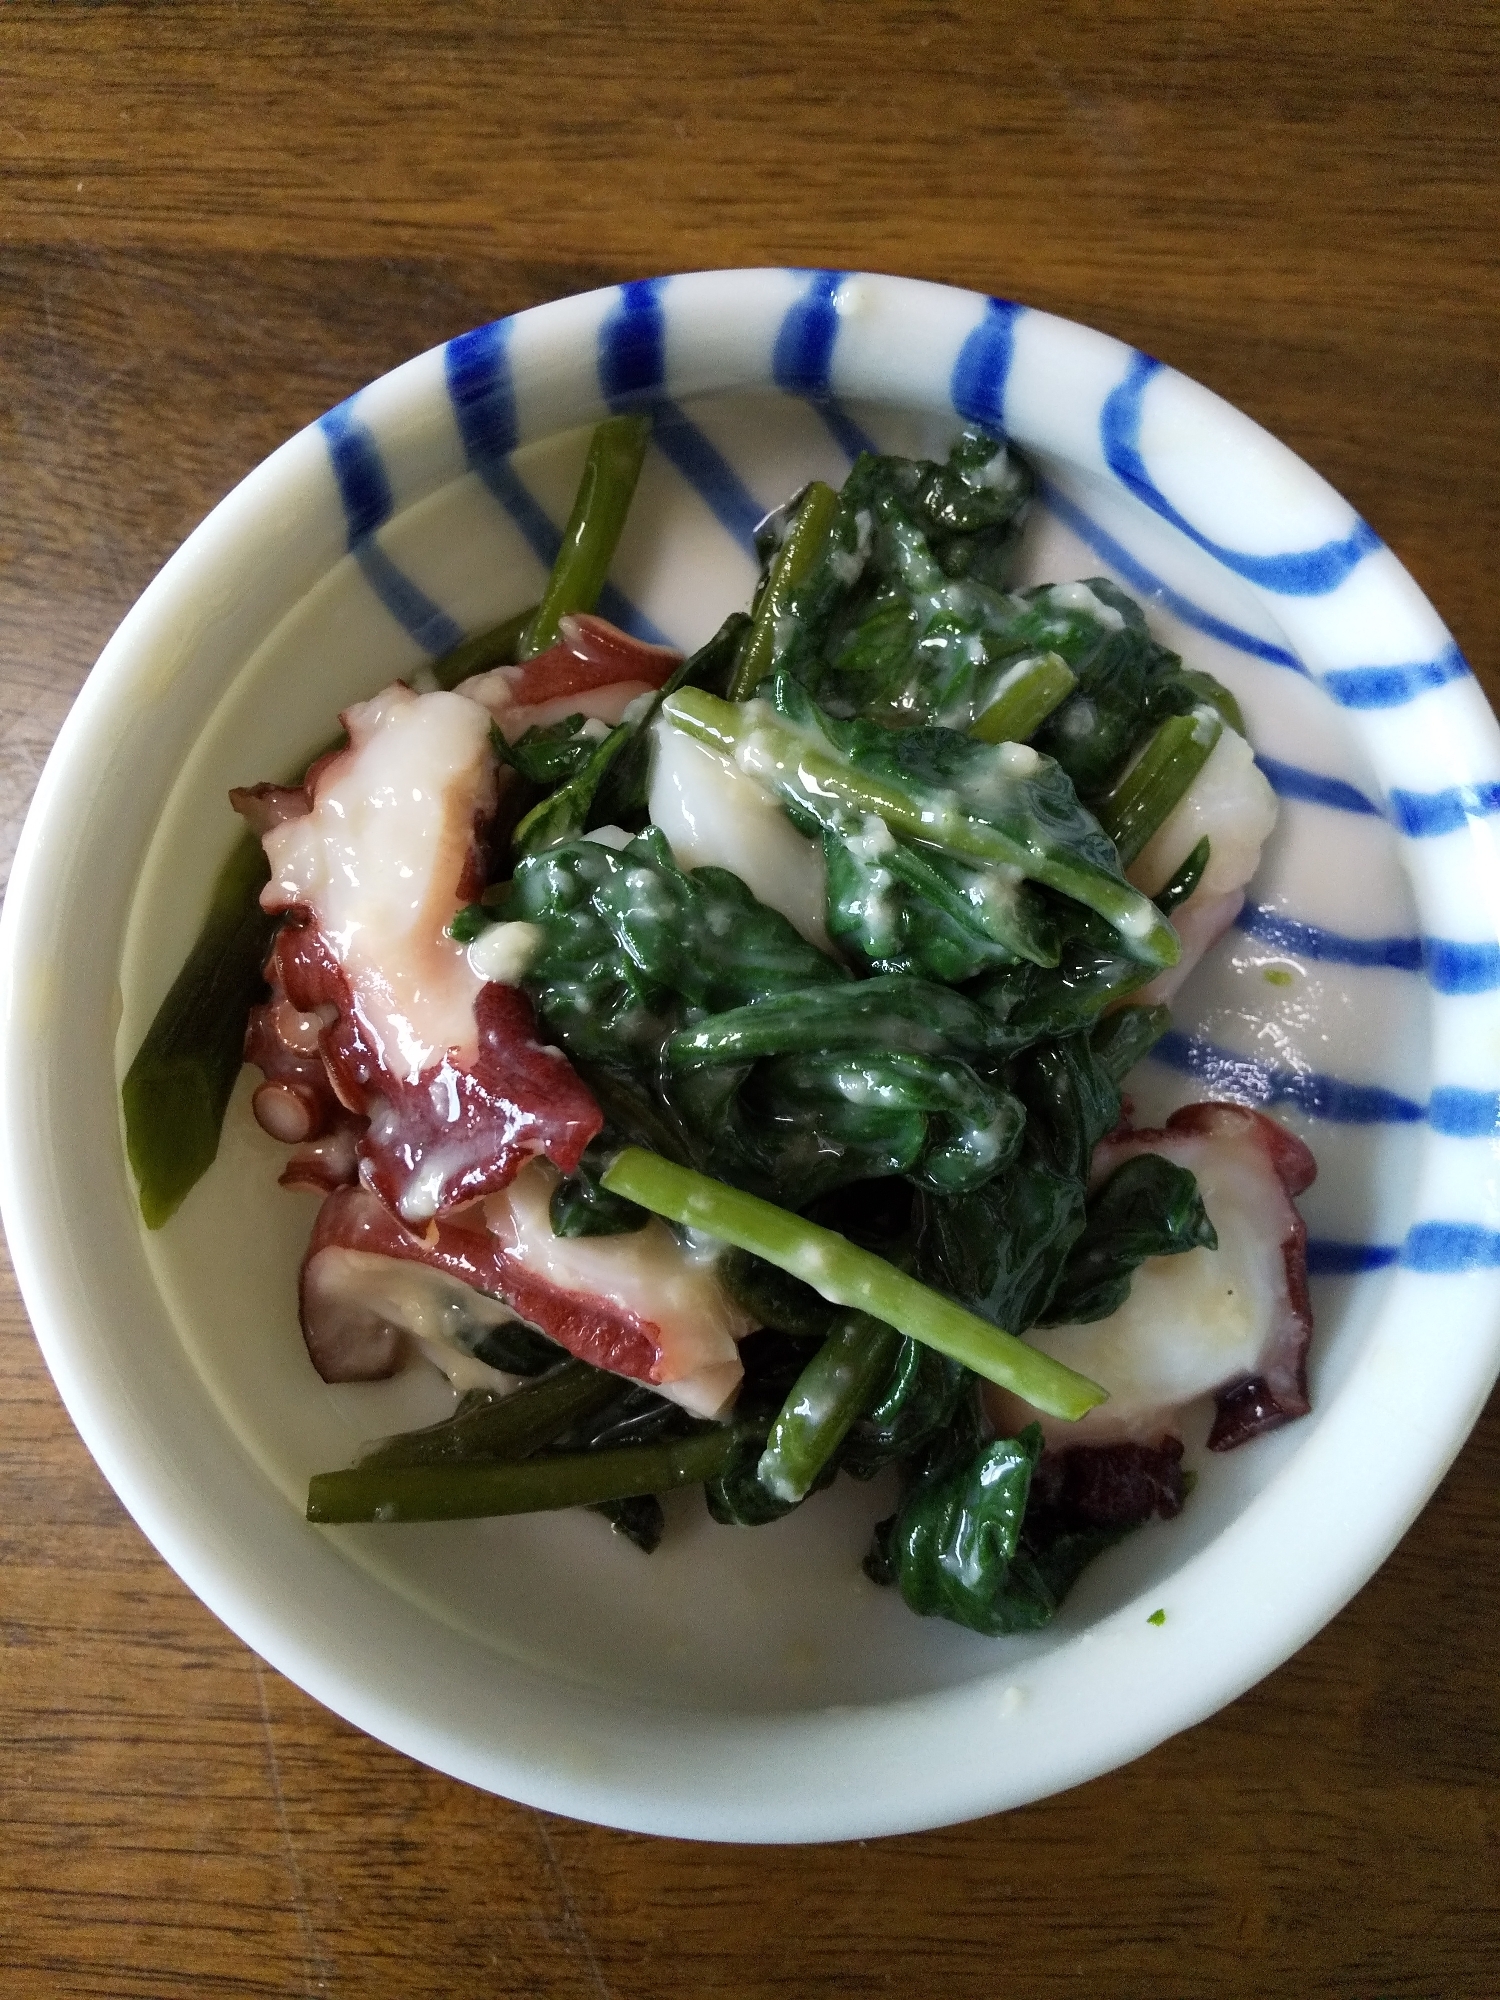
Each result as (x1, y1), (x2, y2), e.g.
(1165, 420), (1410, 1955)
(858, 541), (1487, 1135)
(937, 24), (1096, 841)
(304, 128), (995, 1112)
(3, 6), (1496, 1994)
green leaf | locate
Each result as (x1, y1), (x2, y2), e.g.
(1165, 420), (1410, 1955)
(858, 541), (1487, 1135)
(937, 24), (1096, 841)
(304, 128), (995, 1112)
(1040, 1152), (1217, 1326)
(882, 1404), (1049, 1636)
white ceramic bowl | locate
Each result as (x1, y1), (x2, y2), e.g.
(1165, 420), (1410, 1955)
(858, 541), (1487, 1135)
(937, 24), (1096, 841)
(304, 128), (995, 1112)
(5, 270), (1499, 1842)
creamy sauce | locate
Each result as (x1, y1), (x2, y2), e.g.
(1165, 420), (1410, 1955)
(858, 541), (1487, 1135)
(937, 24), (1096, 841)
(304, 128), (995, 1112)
(1043, 580), (1126, 632)
(467, 920), (546, 987)
(304, 1243), (525, 1390)
(262, 684), (496, 1081)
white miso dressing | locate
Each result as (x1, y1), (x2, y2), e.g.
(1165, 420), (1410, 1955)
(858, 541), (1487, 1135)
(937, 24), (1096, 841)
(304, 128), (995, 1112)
(302, 1243), (526, 1391)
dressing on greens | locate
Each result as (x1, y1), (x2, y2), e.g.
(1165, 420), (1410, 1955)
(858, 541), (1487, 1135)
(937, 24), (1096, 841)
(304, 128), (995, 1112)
(123, 417), (1311, 1638)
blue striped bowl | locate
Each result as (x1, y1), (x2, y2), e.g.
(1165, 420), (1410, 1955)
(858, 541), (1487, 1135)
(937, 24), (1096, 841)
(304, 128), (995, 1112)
(5, 270), (1498, 1839)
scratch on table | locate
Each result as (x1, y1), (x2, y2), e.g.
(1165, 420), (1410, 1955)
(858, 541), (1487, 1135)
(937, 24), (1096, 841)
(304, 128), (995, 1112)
(254, 1656), (333, 1997)
(532, 1809), (613, 2000)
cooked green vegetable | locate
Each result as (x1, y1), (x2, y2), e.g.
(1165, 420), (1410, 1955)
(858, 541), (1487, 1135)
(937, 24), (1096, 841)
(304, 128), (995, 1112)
(969, 650), (1078, 746)
(755, 1312), (903, 1504)
(1155, 836), (1211, 916)
(1093, 706), (1222, 866)
(121, 831), (275, 1228)
(662, 679), (1180, 969)
(356, 1360), (622, 1469)
(913, 1029), (1134, 1336)
(306, 1426), (743, 1525)
(509, 829), (1004, 1205)
(840, 1337), (970, 1480)
(864, 1401), (1149, 1635)
(599, 1146), (1107, 1419)
(728, 480), (841, 700)
(737, 427), (1033, 720)
(1041, 1152), (1217, 1326)
(868, 1406), (1050, 1634)
(518, 414), (651, 659)
(430, 604), (537, 691)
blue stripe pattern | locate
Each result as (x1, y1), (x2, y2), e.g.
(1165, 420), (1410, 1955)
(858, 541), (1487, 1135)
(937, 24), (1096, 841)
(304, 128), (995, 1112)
(1306, 1240), (1399, 1276)
(1235, 907), (1500, 994)
(322, 397), (395, 539)
(1255, 755), (1379, 817)
(1428, 1089), (1500, 1138)
(1388, 781), (1500, 837)
(950, 296), (1023, 436)
(1152, 1030), (1425, 1125)
(1403, 1223), (1500, 1272)
(320, 399), (463, 656)
(1321, 643), (1470, 709)
(599, 280), (765, 548)
(1235, 903), (1423, 973)
(1100, 354), (1381, 595)
(444, 320), (669, 646)
(773, 270), (881, 462)
(1308, 1230), (1500, 1276)
(1424, 939), (1500, 995)
(1037, 479), (1307, 673)
(1153, 1031), (1500, 1136)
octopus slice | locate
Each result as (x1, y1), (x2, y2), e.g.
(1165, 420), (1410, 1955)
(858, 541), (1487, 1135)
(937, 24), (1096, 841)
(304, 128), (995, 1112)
(459, 612), (681, 741)
(992, 1102), (1317, 1454)
(238, 677), (603, 1220)
(299, 1162), (755, 1420)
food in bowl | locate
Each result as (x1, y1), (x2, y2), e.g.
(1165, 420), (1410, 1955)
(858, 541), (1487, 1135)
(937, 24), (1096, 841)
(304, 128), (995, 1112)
(122, 412), (1319, 1638)
(7, 268), (1495, 1837)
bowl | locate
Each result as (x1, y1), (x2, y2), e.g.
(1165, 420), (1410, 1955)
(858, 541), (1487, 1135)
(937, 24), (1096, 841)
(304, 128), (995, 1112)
(4, 269), (1499, 1842)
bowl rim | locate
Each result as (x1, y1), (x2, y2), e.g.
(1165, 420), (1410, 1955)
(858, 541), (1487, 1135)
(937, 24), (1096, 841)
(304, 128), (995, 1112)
(4, 266), (1500, 1841)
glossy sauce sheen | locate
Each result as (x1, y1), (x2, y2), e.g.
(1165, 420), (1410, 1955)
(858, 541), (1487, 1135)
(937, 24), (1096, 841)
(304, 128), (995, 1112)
(254, 681), (602, 1221)
(263, 683), (495, 1078)
(647, 717), (833, 951)
(301, 1166), (753, 1417)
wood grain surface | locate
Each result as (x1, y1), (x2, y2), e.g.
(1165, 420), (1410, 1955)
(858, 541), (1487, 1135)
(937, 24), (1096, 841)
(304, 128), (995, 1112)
(2, 5), (1496, 1995)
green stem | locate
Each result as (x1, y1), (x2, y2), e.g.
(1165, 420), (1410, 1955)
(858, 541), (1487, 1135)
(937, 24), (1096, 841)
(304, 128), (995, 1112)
(511, 721), (633, 855)
(664, 976), (989, 1070)
(431, 604), (537, 690)
(1090, 1003), (1172, 1086)
(757, 1313), (903, 1503)
(1094, 707), (1221, 866)
(307, 1426), (740, 1525)
(600, 1149), (1106, 1420)
(1177, 668), (1245, 738)
(122, 831), (275, 1229)
(1155, 835), (1211, 915)
(356, 1361), (622, 1470)
(663, 687), (1178, 969)
(969, 651), (1077, 745)
(728, 481), (840, 699)
(519, 416), (651, 659)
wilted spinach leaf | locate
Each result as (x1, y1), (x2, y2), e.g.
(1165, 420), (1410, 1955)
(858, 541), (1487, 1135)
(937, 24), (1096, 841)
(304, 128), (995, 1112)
(1041, 1152), (1218, 1326)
